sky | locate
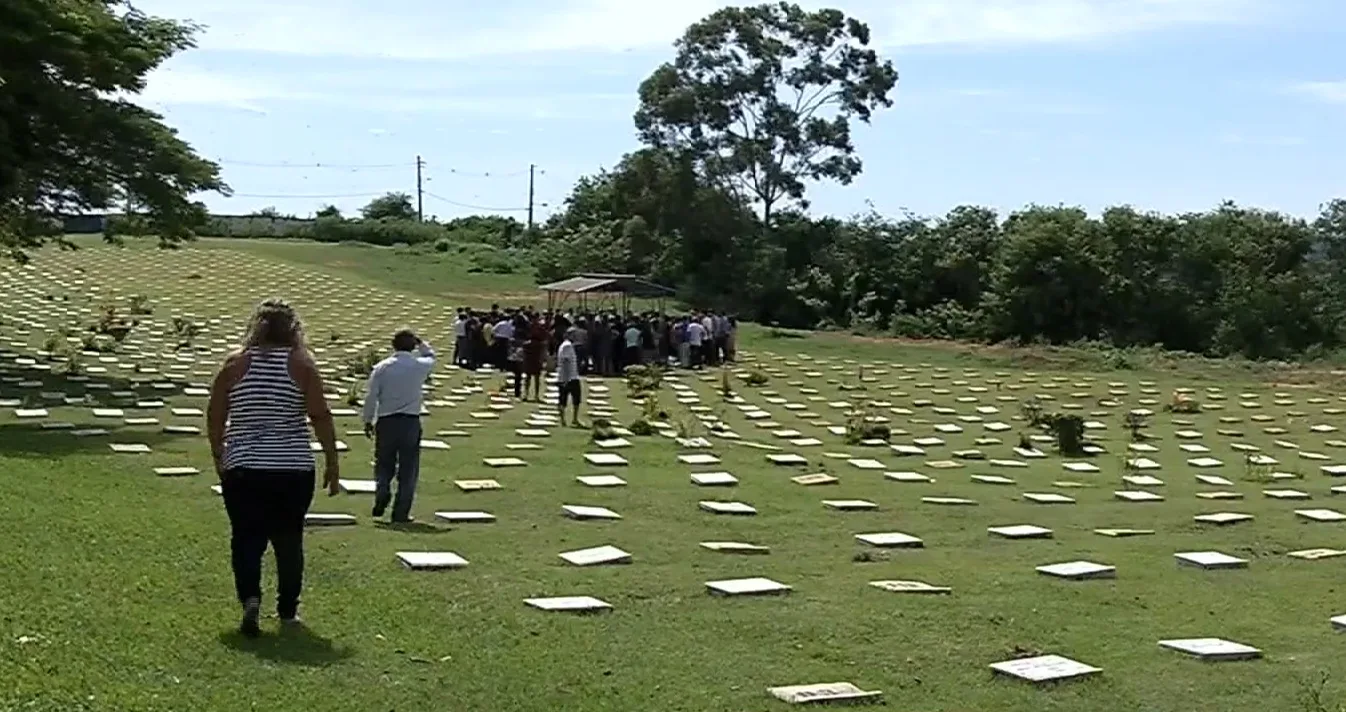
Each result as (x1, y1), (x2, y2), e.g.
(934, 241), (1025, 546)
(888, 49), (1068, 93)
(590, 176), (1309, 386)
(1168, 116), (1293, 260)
(131, 0), (1346, 223)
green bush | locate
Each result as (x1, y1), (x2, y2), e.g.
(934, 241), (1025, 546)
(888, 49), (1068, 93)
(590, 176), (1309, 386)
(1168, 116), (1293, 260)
(309, 217), (448, 246)
(1042, 413), (1086, 455)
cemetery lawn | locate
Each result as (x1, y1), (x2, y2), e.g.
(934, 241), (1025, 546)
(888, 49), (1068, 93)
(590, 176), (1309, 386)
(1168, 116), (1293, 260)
(4, 238), (1346, 711)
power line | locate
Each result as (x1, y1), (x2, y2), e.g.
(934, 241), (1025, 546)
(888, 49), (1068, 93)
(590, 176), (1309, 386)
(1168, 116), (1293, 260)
(217, 159), (414, 170)
(431, 167), (534, 179)
(224, 192), (386, 200)
(423, 191), (529, 213)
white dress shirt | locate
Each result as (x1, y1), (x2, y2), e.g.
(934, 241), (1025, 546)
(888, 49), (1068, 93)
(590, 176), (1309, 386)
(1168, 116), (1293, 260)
(494, 320), (515, 340)
(362, 342), (436, 424)
(556, 340), (580, 382)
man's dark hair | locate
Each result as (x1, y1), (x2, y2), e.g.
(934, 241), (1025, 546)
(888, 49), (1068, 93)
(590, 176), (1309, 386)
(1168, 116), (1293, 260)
(392, 329), (418, 352)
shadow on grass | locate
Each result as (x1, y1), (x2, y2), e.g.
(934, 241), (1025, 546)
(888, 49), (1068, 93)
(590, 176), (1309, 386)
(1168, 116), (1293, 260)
(218, 623), (353, 667)
(0, 356), (210, 458)
(373, 520), (452, 535)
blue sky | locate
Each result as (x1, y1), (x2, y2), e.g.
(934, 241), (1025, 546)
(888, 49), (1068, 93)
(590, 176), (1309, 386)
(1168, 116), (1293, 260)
(132, 0), (1346, 223)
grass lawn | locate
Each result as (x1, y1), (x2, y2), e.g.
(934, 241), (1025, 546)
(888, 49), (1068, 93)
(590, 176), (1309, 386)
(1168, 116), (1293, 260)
(3, 239), (1346, 711)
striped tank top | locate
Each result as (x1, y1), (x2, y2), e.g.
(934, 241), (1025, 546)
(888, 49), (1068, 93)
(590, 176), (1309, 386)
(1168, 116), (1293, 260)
(222, 347), (314, 471)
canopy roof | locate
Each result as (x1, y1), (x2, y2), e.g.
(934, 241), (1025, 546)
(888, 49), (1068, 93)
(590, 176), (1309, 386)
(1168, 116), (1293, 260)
(538, 273), (674, 299)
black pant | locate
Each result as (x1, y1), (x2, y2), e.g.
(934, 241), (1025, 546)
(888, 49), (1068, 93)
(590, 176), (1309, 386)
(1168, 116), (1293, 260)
(374, 415), (421, 521)
(222, 468), (315, 617)
(509, 361), (523, 398)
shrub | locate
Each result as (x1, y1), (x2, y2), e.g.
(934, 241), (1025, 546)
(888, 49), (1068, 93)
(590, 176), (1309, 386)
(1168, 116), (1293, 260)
(434, 239), (450, 253)
(127, 294), (153, 315)
(1123, 411), (1149, 441)
(741, 366), (770, 387)
(1042, 413), (1085, 455)
(625, 365), (663, 396)
(342, 347), (383, 378)
(467, 249), (518, 274)
(1019, 400), (1045, 426)
(1164, 391), (1201, 413)
(844, 406), (891, 444)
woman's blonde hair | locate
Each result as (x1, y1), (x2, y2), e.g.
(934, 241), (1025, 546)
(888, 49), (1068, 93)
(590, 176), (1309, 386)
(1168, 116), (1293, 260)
(242, 298), (306, 349)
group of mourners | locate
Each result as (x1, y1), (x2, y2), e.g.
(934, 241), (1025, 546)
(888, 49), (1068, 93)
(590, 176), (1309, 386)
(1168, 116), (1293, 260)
(208, 299), (737, 639)
(451, 305), (738, 398)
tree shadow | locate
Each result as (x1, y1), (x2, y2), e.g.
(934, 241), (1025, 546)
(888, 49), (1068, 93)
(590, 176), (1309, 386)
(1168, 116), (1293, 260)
(373, 520), (452, 535)
(217, 623), (354, 667)
(0, 354), (211, 458)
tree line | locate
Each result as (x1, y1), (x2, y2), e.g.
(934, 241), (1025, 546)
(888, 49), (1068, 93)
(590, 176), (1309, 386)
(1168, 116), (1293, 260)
(5, 1), (1344, 361)
(531, 151), (1346, 360)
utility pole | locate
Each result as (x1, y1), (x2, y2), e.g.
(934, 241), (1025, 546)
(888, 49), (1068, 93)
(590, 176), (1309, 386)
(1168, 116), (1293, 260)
(526, 163), (536, 231)
(415, 155), (424, 222)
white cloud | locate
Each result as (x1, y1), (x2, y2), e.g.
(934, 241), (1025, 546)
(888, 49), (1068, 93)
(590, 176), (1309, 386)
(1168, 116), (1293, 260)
(884, 0), (1261, 48)
(1288, 81), (1346, 104)
(133, 0), (1261, 61)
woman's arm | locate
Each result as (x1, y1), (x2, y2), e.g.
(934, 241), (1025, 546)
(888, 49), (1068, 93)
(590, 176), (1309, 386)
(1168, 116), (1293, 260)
(291, 350), (338, 464)
(207, 351), (247, 477)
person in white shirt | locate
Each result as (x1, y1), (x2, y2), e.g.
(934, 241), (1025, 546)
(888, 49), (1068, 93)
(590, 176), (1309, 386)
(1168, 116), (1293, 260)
(361, 330), (435, 523)
(451, 310), (466, 366)
(492, 317), (515, 370)
(686, 317), (706, 369)
(623, 322), (642, 368)
(556, 331), (582, 426)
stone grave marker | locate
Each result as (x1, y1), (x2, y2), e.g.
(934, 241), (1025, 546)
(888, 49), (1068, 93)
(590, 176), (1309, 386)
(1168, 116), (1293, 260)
(397, 552), (468, 570)
(1159, 638), (1261, 662)
(1296, 509), (1346, 522)
(824, 499), (878, 512)
(699, 500), (757, 515)
(854, 532), (922, 548)
(767, 682), (882, 705)
(989, 525), (1053, 539)
(305, 513), (357, 527)
(1116, 490), (1165, 503)
(869, 580), (950, 595)
(700, 542), (769, 555)
(578, 475), (628, 488)
(434, 511), (495, 524)
(706, 577), (791, 596)
(990, 655), (1101, 684)
(559, 545), (632, 566)
(1095, 528), (1155, 538)
(456, 479), (503, 492)
(524, 596), (612, 613)
(154, 466), (199, 477)
(1024, 493), (1075, 504)
(1176, 551), (1249, 569)
(1037, 561), (1116, 580)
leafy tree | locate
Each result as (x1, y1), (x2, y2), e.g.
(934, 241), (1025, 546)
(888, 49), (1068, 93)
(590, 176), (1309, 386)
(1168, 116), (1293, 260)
(315, 204), (342, 219)
(634, 2), (897, 227)
(360, 192), (416, 221)
(0, 0), (227, 262)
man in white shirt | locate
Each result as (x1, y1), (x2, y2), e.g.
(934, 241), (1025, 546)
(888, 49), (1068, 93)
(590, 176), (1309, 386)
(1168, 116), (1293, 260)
(451, 310), (466, 366)
(492, 316), (515, 370)
(686, 316), (706, 369)
(623, 322), (642, 368)
(362, 329), (435, 523)
(556, 330), (582, 426)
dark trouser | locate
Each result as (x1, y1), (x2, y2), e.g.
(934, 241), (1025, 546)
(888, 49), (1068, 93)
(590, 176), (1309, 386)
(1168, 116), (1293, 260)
(221, 468), (316, 617)
(626, 345), (641, 368)
(453, 336), (465, 366)
(510, 361), (523, 398)
(374, 415), (422, 521)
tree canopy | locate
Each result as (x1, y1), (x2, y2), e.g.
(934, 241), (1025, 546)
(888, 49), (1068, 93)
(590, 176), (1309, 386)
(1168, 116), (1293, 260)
(634, 2), (897, 226)
(0, 0), (227, 261)
(360, 192), (417, 221)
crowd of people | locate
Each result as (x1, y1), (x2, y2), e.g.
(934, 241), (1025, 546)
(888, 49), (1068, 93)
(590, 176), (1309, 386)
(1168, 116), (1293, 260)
(208, 299), (738, 636)
(451, 305), (738, 398)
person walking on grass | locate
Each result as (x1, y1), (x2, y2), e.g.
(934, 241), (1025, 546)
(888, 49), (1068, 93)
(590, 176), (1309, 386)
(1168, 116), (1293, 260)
(361, 329), (436, 525)
(556, 327), (583, 427)
(208, 299), (340, 639)
(523, 312), (547, 401)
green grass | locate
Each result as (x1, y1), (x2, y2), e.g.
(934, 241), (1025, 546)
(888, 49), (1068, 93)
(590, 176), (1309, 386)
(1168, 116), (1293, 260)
(4, 239), (1346, 711)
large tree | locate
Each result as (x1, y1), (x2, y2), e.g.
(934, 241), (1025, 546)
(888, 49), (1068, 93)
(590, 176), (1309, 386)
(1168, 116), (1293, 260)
(634, 2), (897, 227)
(1, 0), (227, 262)
(360, 192), (417, 221)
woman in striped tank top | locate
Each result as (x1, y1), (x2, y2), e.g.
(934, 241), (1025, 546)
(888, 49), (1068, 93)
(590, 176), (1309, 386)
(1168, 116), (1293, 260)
(207, 299), (341, 638)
